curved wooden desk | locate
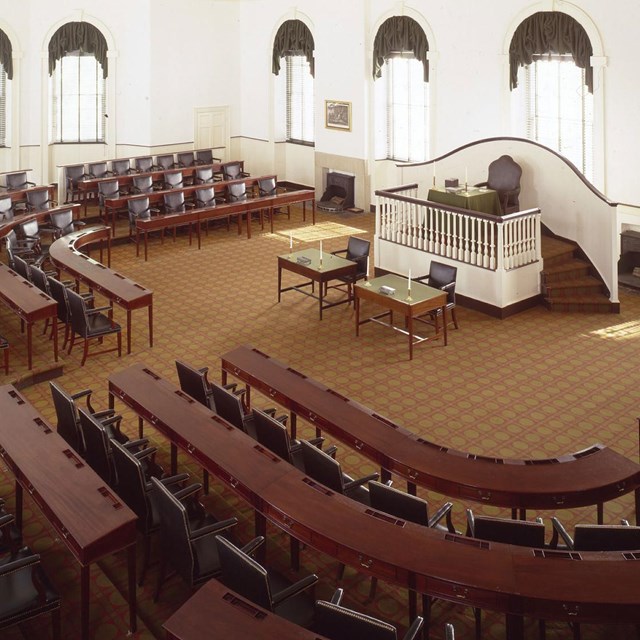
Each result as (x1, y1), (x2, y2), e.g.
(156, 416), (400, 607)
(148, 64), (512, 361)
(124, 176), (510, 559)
(108, 363), (640, 638)
(0, 203), (81, 240)
(220, 345), (640, 522)
(49, 227), (152, 354)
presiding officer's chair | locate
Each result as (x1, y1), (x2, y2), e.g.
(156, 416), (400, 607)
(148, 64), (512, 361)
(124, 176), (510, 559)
(475, 154), (522, 214)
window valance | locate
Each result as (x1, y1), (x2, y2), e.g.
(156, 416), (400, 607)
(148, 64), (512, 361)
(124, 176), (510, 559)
(49, 22), (108, 78)
(373, 16), (429, 83)
(0, 30), (12, 79)
(272, 20), (314, 77)
(509, 12), (593, 92)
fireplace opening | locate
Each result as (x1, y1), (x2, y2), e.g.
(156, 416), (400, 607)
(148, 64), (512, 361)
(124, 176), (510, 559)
(317, 171), (355, 212)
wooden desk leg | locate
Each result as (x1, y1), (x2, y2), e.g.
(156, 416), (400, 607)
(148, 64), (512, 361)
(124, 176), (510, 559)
(255, 512), (267, 565)
(597, 502), (604, 525)
(52, 317), (58, 362)
(148, 303), (153, 348)
(138, 416), (144, 439)
(136, 228), (140, 257)
(302, 201), (306, 223)
(270, 206), (274, 234)
(442, 306), (448, 346)
(170, 443), (178, 475)
(355, 294), (360, 336)
(277, 266), (282, 303)
(197, 220), (202, 250)
(312, 199), (316, 225)
(246, 210), (252, 239)
(506, 613), (524, 640)
(27, 322), (33, 370)
(106, 235), (112, 268)
(290, 413), (297, 441)
(81, 564), (90, 640)
(408, 314), (414, 360)
(127, 545), (137, 633)
(127, 310), (132, 355)
(635, 487), (640, 526)
(15, 482), (23, 538)
(144, 230), (149, 262)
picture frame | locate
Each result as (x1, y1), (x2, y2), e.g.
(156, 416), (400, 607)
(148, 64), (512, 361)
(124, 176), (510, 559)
(325, 100), (351, 131)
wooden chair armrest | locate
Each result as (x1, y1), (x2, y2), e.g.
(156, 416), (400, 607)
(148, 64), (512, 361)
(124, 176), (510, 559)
(550, 516), (574, 549)
(404, 616), (425, 640)
(241, 536), (265, 556)
(344, 473), (379, 493)
(86, 305), (113, 315)
(428, 501), (456, 533)
(271, 573), (318, 607)
(190, 517), (238, 541)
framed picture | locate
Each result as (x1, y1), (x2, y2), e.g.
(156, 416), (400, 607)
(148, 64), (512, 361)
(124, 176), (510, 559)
(325, 100), (351, 131)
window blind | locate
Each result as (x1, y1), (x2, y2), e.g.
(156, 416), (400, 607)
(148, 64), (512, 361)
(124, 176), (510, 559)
(285, 55), (314, 144)
(0, 64), (6, 147)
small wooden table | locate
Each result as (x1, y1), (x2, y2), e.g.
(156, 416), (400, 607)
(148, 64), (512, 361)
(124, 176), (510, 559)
(355, 273), (447, 359)
(428, 186), (501, 215)
(278, 248), (357, 320)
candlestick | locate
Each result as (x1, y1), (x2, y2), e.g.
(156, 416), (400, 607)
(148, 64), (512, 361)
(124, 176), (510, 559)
(289, 231), (293, 252)
(407, 268), (412, 301)
(364, 256), (372, 286)
(465, 166), (468, 191)
(432, 162), (436, 187)
(319, 240), (323, 265)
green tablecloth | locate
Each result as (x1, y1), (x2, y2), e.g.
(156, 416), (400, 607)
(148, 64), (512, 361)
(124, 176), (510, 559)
(427, 187), (502, 215)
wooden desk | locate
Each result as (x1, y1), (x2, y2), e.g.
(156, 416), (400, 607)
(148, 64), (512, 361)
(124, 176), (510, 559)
(135, 189), (317, 261)
(0, 385), (138, 639)
(49, 227), (152, 354)
(355, 274), (447, 359)
(278, 248), (357, 320)
(0, 203), (82, 241)
(428, 186), (502, 215)
(0, 263), (58, 369)
(164, 578), (329, 640)
(2, 183), (56, 207)
(109, 363), (640, 637)
(220, 345), (640, 522)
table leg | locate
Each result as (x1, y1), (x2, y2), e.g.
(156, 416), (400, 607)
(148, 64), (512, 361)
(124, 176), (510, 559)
(442, 306), (448, 346)
(197, 220), (202, 250)
(506, 613), (524, 640)
(127, 310), (132, 355)
(312, 199), (316, 225)
(302, 201), (306, 223)
(81, 564), (90, 640)
(15, 482), (23, 536)
(148, 303), (153, 348)
(127, 545), (137, 633)
(246, 210), (252, 239)
(255, 512), (267, 564)
(107, 235), (111, 268)
(170, 443), (177, 475)
(277, 266), (282, 303)
(270, 206), (274, 234)
(319, 277), (324, 320)
(290, 412), (297, 441)
(408, 314), (414, 360)
(27, 322), (33, 370)
(144, 230), (149, 262)
(52, 317), (58, 362)
(136, 228), (140, 257)
(355, 294), (360, 336)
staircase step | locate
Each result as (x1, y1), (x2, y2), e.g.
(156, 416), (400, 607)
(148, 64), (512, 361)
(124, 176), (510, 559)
(544, 293), (615, 313)
(542, 259), (590, 283)
(543, 276), (605, 298)
(541, 236), (578, 266)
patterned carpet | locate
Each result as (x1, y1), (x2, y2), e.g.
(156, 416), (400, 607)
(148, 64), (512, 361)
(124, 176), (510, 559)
(1, 204), (639, 639)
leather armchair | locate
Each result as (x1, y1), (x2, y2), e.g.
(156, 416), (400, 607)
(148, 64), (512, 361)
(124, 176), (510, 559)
(475, 154), (522, 214)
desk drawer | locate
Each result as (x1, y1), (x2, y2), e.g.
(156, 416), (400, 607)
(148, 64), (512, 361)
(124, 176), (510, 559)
(417, 575), (506, 611)
(264, 505), (314, 545)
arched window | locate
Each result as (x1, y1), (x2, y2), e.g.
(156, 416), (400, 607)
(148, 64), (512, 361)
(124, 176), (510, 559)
(48, 22), (108, 143)
(272, 20), (315, 145)
(510, 12), (594, 179)
(373, 16), (429, 162)
(0, 29), (13, 148)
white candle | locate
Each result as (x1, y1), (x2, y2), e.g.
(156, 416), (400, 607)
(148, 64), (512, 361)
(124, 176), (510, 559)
(289, 231), (293, 249)
(433, 162), (436, 179)
(465, 167), (468, 184)
(366, 256), (370, 278)
(320, 240), (323, 261)
(408, 268), (412, 290)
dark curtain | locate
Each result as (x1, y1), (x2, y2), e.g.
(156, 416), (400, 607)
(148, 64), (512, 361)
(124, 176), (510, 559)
(49, 22), (108, 78)
(0, 30), (12, 79)
(372, 16), (429, 83)
(509, 12), (593, 92)
(272, 20), (315, 77)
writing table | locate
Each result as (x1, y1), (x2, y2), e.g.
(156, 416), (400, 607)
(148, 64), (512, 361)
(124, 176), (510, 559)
(220, 345), (640, 523)
(0, 385), (138, 638)
(428, 186), (501, 215)
(355, 273), (447, 359)
(49, 227), (152, 354)
(0, 263), (58, 369)
(278, 248), (357, 320)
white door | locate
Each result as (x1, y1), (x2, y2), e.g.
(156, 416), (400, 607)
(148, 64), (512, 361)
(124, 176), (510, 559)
(194, 106), (229, 162)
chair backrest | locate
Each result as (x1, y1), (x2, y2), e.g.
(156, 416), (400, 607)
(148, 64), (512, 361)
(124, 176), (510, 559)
(195, 149), (213, 165)
(65, 164), (86, 188)
(257, 176), (277, 197)
(135, 156), (154, 173)
(13, 255), (31, 281)
(47, 276), (71, 323)
(0, 195), (14, 221)
(48, 209), (75, 237)
(6, 171), (28, 189)
(215, 535), (272, 610)
(26, 187), (51, 211)
(132, 175), (153, 194)
(111, 159), (131, 175)
(66, 288), (90, 336)
(175, 360), (212, 408)
(227, 181), (247, 203)
(573, 524), (640, 551)
(128, 197), (151, 222)
(345, 237), (370, 276)
(210, 383), (246, 431)
(151, 477), (196, 585)
(111, 441), (151, 529)
(222, 162), (242, 181)
(164, 191), (186, 213)
(177, 152), (195, 167)
(164, 170), (184, 189)
(314, 600), (398, 640)
(428, 261), (457, 304)
(98, 179), (120, 205)
(486, 155), (522, 193)
(29, 265), (50, 295)
(78, 408), (113, 484)
(156, 154), (175, 170)
(195, 186), (216, 208)
(195, 167), (214, 184)
(19, 219), (40, 240)
(472, 515), (546, 548)
(49, 381), (84, 454)
(368, 481), (429, 526)
(89, 162), (109, 178)
(300, 440), (345, 493)
(253, 409), (293, 463)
